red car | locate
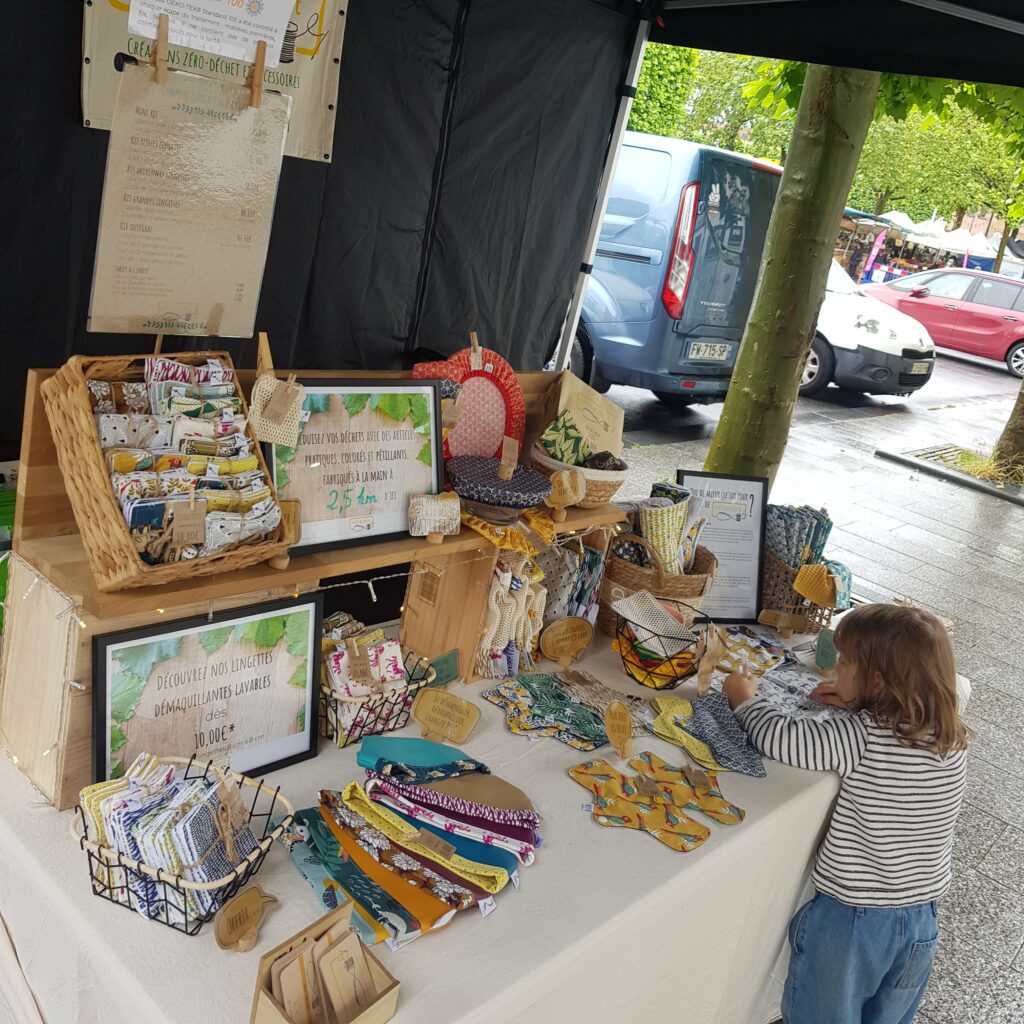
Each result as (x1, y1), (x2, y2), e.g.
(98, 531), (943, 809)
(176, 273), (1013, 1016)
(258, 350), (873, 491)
(865, 268), (1024, 377)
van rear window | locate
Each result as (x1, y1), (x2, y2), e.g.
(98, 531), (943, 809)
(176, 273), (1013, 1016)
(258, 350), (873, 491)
(611, 146), (672, 207)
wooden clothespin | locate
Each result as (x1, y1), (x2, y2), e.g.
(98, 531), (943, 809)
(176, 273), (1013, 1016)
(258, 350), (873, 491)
(152, 13), (169, 86)
(247, 40), (266, 109)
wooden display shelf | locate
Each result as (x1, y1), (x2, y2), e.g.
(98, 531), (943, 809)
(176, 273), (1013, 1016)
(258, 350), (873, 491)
(16, 504), (624, 619)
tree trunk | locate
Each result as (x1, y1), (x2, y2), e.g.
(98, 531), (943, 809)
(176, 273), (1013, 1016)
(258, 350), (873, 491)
(993, 383), (1024, 469)
(994, 225), (1011, 273)
(703, 63), (881, 487)
(873, 189), (889, 216)
(952, 207), (966, 229)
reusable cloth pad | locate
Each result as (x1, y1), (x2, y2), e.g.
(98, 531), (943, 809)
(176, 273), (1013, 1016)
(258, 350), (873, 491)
(341, 783), (509, 894)
(648, 696), (727, 772)
(758, 664), (850, 722)
(371, 758), (491, 785)
(483, 675), (607, 750)
(682, 691), (766, 778)
(568, 759), (710, 853)
(554, 670), (650, 737)
(627, 752), (745, 825)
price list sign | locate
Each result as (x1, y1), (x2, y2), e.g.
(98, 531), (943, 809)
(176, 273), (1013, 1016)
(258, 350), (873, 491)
(88, 62), (290, 337)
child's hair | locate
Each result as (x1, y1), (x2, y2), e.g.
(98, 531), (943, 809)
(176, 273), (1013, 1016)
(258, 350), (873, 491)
(834, 603), (971, 756)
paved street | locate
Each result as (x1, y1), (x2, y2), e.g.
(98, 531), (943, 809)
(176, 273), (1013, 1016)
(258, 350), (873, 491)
(612, 353), (1024, 1024)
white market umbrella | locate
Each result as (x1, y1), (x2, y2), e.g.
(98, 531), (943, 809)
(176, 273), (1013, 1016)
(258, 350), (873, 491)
(878, 210), (916, 232)
(940, 227), (997, 256)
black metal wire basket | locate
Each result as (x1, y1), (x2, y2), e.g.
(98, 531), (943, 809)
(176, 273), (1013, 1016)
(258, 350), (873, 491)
(69, 755), (294, 937)
(613, 603), (702, 690)
(319, 646), (437, 748)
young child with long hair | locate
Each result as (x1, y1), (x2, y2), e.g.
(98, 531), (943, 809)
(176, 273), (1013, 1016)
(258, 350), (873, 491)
(723, 603), (970, 1024)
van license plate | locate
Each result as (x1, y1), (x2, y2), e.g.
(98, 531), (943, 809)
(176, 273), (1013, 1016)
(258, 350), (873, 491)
(910, 361), (930, 374)
(689, 342), (730, 361)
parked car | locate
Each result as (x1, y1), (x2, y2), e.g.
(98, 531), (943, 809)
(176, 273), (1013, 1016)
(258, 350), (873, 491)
(865, 268), (1024, 377)
(800, 260), (936, 397)
(576, 133), (782, 405)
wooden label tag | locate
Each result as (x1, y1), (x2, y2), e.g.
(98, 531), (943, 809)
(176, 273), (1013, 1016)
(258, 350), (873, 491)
(683, 764), (712, 790)
(413, 828), (455, 860)
(412, 687), (480, 744)
(346, 638), (375, 687)
(279, 499), (302, 545)
(213, 884), (277, 951)
(540, 617), (594, 668)
(497, 435), (518, 481)
(172, 497), (207, 546)
(262, 375), (297, 426)
(603, 700), (632, 760)
(546, 469), (585, 507)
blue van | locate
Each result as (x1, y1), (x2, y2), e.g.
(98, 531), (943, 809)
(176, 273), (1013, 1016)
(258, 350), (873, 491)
(575, 133), (782, 405)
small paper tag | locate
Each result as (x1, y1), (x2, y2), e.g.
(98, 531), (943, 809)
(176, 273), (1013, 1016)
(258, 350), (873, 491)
(220, 407), (234, 425)
(484, 362), (494, 373)
(580, 802), (594, 813)
(413, 829), (456, 860)
(683, 764), (712, 789)
(262, 378), (295, 426)
(299, 409), (311, 423)
(500, 435), (518, 470)
(172, 498), (207, 546)
(441, 393), (463, 429)
(478, 896), (497, 918)
(470, 347), (483, 371)
(346, 640), (374, 687)
(510, 870), (520, 890)
(205, 463), (220, 480)
(635, 776), (661, 799)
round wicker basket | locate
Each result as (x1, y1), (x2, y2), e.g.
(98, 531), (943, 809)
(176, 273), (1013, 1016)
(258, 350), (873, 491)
(530, 444), (627, 508)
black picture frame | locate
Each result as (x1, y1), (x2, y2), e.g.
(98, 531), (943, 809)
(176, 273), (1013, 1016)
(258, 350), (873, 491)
(675, 469), (769, 624)
(93, 593), (323, 783)
(266, 378), (444, 557)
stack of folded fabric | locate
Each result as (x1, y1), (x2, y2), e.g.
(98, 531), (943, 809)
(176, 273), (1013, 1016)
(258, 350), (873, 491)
(280, 737), (541, 949)
(94, 356), (281, 564)
(78, 753), (261, 923)
(568, 751), (745, 853)
(483, 673), (608, 749)
(766, 504), (833, 568)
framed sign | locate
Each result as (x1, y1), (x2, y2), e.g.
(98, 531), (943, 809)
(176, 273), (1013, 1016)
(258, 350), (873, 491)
(675, 470), (768, 624)
(269, 380), (443, 555)
(94, 594), (323, 782)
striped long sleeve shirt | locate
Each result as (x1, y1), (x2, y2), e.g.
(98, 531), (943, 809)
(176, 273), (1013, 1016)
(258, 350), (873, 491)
(734, 695), (967, 907)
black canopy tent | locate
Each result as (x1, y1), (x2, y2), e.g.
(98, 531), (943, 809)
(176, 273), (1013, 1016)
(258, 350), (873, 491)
(2, 0), (1024, 453)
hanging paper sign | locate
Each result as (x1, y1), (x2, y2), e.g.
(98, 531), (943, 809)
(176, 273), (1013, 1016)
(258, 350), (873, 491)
(83, 1), (348, 163)
(128, 0), (294, 65)
(603, 700), (632, 760)
(540, 617), (594, 668)
(171, 496), (207, 547)
(88, 63), (290, 337)
(411, 688), (480, 745)
(269, 381), (443, 554)
(93, 594), (322, 781)
(214, 885), (278, 951)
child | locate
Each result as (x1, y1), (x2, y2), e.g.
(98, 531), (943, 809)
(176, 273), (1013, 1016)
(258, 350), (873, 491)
(722, 603), (969, 1024)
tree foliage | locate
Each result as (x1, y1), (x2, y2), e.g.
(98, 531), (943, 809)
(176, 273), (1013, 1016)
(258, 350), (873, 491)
(627, 43), (698, 138)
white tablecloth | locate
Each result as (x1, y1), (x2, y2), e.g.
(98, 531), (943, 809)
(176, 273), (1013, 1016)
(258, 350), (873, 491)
(0, 644), (843, 1024)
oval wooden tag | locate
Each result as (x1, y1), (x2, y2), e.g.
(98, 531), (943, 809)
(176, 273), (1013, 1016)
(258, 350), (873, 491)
(603, 700), (632, 760)
(540, 617), (594, 668)
(544, 469), (586, 521)
(412, 687), (480, 744)
(214, 884), (277, 951)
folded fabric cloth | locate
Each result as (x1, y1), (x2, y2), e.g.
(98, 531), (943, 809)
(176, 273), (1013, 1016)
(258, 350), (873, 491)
(611, 590), (699, 657)
(680, 691), (766, 778)
(340, 783), (509, 894)
(757, 663), (851, 722)
(648, 696), (727, 771)
(824, 559), (852, 610)
(171, 415), (247, 445)
(327, 639), (405, 695)
(88, 380), (151, 414)
(553, 670), (649, 737)
(145, 357), (233, 386)
(535, 542), (582, 625)
(637, 497), (688, 573)
(357, 736), (472, 771)
(106, 448), (155, 473)
(365, 777), (536, 865)
(419, 773), (537, 815)
(169, 396), (244, 419)
(538, 410), (591, 466)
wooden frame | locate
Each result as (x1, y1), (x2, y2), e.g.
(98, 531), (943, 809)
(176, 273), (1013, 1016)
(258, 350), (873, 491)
(267, 378), (443, 556)
(93, 593), (323, 782)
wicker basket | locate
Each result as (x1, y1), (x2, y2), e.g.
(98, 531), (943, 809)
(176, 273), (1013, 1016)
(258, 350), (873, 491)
(597, 534), (717, 637)
(320, 646), (437, 748)
(761, 551), (833, 633)
(530, 444), (627, 508)
(40, 352), (289, 591)
(69, 755), (294, 936)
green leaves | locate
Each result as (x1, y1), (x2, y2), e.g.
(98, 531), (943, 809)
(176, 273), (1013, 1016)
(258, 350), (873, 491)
(296, 706), (306, 733)
(287, 659), (309, 688)
(275, 466), (290, 492)
(342, 394), (370, 417)
(113, 638), (183, 685)
(274, 443), (296, 465)
(303, 393), (331, 415)
(409, 394), (431, 434)
(109, 668), (148, 724)
(199, 626), (233, 656)
(627, 43), (699, 138)
(110, 724), (127, 753)
(375, 393), (412, 422)
(417, 441), (432, 467)
(284, 610), (311, 655)
(241, 616), (287, 649)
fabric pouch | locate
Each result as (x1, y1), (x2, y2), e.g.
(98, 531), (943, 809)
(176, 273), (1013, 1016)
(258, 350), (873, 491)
(539, 410), (591, 466)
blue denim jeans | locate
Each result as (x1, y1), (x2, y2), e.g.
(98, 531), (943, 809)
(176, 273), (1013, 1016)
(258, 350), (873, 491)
(782, 893), (939, 1024)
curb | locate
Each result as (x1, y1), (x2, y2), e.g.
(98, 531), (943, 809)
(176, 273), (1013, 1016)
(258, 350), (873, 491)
(874, 449), (1024, 509)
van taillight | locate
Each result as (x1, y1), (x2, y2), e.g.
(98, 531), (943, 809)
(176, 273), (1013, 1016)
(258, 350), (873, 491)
(662, 181), (699, 320)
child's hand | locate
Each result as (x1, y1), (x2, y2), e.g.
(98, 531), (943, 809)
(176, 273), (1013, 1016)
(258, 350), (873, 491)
(723, 665), (757, 709)
(810, 680), (859, 710)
